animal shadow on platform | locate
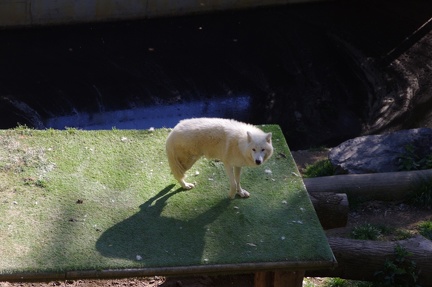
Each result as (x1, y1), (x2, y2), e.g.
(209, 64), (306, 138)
(96, 184), (231, 267)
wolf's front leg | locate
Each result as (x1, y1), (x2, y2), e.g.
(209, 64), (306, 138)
(234, 166), (250, 198)
(224, 165), (238, 199)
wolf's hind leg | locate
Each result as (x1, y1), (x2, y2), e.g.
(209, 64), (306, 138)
(171, 154), (199, 190)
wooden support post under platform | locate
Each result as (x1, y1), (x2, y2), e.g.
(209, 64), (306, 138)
(254, 270), (305, 287)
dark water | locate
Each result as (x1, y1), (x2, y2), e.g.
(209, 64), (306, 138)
(1, 1), (431, 149)
(45, 96), (251, 130)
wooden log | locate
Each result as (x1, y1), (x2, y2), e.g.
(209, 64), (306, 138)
(306, 236), (432, 286)
(304, 169), (432, 201)
(308, 192), (349, 229)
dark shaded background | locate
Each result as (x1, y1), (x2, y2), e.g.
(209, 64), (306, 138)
(1, 0), (432, 149)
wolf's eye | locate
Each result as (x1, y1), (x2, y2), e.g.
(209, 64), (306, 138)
(261, 149), (265, 152)
(252, 148), (256, 152)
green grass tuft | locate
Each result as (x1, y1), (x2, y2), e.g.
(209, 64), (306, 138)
(303, 159), (335, 178)
(321, 278), (374, 287)
(323, 278), (349, 287)
(418, 220), (432, 240)
(351, 223), (382, 240)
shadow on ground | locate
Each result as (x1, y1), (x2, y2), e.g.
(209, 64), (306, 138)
(96, 184), (231, 267)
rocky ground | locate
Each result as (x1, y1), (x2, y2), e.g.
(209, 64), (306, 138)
(293, 149), (432, 241)
(1, 149), (431, 287)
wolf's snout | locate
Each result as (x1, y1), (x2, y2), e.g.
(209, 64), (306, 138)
(255, 159), (262, 165)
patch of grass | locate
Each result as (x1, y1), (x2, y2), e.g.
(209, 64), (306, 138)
(418, 220), (432, 240)
(351, 223), (382, 240)
(303, 159), (336, 178)
(23, 177), (48, 188)
(65, 127), (79, 134)
(393, 229), (414, 241)
(351, 223), (414, 241)
(379, 225), (397, 236)
(323, 278), (349, 287)
(322, 278), (374, 287)
(14, 124), (34, 136)
(303, 278), (317, 287)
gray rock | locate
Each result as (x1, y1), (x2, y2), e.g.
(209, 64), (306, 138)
(329, 128), (432, 174)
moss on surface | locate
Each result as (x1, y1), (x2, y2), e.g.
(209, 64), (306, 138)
(0, 126), (334, 276)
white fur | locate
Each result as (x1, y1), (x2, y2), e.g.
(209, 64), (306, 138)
(166, 118), (273, 199)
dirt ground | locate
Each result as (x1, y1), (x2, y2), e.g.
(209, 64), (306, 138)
(1, 149), (431, 287)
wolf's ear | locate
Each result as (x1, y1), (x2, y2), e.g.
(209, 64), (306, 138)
(266, 132), (272, 143)
(247, 131), (252, 143)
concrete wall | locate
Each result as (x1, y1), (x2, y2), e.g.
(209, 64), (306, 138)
(0, 0), (326, 28)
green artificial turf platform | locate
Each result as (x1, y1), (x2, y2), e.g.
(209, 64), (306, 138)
(0, 125), (335, 281)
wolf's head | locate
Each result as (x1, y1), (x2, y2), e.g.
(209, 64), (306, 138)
(247, 131), (273, 166)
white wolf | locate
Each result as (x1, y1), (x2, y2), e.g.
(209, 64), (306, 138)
(166, 118), (273, 199)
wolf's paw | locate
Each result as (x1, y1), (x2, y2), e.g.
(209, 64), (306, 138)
(237, 188), (250, 198)
(181, 181), (195, 190)
(228, 187), (238, 199)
